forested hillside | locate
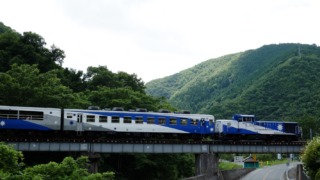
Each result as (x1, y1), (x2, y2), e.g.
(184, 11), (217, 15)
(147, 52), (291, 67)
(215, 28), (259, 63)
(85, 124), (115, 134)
(146, 43), (320, 122)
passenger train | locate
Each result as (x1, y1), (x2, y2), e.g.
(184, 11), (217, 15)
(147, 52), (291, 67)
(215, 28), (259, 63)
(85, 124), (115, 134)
(0, 105), (302, 142)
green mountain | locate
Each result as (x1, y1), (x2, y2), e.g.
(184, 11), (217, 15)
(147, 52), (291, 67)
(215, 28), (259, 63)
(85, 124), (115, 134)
(146, 43), (320, 120)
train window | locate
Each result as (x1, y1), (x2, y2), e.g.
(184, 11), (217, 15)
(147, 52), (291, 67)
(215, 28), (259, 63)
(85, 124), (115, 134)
(191, 119), (198, 126)
(66, 113), (73, 118)
(180, 118), (188, 126)
(147, 117), (155, 124)
(112, 116), (120, 123)
(0, 110), (18, 119)
(124, 116), (132, 123)
(209, 119), (213, 125)
(169, 118), (177, 125)
(99, 116), (108, 123)
(86, 115), (95, 122)
(158, 117), (166, 125)
(19, 110), (43, 120)
(243, 117), (252, 122)
(135, 116), (143, 124)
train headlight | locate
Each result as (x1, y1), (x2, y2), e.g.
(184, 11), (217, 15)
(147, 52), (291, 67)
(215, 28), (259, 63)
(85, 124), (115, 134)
(210, 128), (213, 132)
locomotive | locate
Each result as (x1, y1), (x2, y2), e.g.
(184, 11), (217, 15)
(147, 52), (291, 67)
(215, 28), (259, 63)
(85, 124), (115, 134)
(0, 105), (302, 142)
(215, 114), (302, 141)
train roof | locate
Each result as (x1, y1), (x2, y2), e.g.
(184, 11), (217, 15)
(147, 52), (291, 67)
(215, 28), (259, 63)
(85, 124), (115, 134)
(256, 120), (298, 124)
(0, 105), (60, 111)
(65, 108), (214, 118)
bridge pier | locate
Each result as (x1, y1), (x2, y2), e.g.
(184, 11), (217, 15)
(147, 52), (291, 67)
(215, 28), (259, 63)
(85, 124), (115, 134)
(195, 153), (219, 180)
(87, 153), (101, 173)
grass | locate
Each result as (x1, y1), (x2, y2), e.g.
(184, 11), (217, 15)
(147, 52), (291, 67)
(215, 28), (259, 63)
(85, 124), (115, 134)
(219, 162), (243, 170)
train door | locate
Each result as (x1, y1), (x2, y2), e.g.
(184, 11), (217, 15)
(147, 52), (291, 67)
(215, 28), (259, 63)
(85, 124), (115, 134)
(296, 125), (302, 138)
(76, 113), (83, 133)
(215, 121), (222, 133)
(200, 118), (206, 135)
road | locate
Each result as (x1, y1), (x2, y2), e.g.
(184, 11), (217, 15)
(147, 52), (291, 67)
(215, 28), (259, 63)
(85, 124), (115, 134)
(240, 162), (300, 180)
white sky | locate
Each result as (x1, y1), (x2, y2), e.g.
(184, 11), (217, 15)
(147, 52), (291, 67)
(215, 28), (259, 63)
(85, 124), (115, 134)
(0, 0), (319, 82)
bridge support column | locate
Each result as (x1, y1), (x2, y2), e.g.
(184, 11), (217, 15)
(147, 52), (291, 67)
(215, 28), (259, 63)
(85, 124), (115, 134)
(88, 153), (101, 173)
(195, 153), (219, 180)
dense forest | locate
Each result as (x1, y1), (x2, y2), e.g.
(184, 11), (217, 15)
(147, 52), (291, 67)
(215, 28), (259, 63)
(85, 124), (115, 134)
(146, 43), (320, 138)
(0, 22), (194, 179)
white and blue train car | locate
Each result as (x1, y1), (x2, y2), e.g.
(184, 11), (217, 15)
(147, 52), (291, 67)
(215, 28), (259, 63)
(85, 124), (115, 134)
(215, 114), (302, 141)
(63, 108), (215, 137)
(0, 105), (61, 131)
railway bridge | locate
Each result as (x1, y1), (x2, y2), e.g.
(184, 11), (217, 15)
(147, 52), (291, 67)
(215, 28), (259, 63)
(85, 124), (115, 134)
(6, 140), (304, 154)
(5, 140), (305, 180)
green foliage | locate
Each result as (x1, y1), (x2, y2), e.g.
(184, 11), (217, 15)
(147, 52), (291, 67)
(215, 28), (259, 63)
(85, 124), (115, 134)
(0, 64), (75, 107)
(23, 156), (89, 179)
(0, 22), (13, 34)
(218, 162), (242, 170)
(315, 169), (320, 180)
(58, 68), (86, 93)
(100, 153), (194, 180)
(294, 116), (320, 140)
(0, 142), (24, 174)
(84, 66), (145, 92)
(0, 29), (64, 73)
(301, 137), (320, 180)
(256, 154), (276, 161)
(0, 143), (115, 180)
(19, 156), (115, 179)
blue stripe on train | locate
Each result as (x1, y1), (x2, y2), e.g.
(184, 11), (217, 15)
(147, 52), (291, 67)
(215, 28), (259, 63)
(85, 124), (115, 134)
(0, 119), (52, 130)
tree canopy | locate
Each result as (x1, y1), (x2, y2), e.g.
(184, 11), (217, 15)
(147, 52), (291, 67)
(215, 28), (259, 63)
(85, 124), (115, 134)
(0, 143), (115, 179)
(301, 137), (320, 180)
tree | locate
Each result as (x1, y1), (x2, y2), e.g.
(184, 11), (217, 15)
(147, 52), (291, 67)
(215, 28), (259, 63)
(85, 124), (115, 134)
(0, 64), (75, 107)
(58, 68), (86, 93)
(0, 27), (64, 73)
(301, 137), (320, 179)
(50, 44), (65, 66)
(84, 66), (145, 92)
(100, 153), (193, 180)
(22, 156), (114, 179)
(294, 116), (320, 140)
(0, 142), (24, 175)
(0, 143), (115, 179)
(116, 71), (145, 92)
(85, 66), (116, 90)
(0, 31), (21, 72)
(0, 22), (12, 34)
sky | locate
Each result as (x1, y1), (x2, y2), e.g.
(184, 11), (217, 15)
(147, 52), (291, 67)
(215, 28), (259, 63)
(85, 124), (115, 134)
(0, 0), (319, 82)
